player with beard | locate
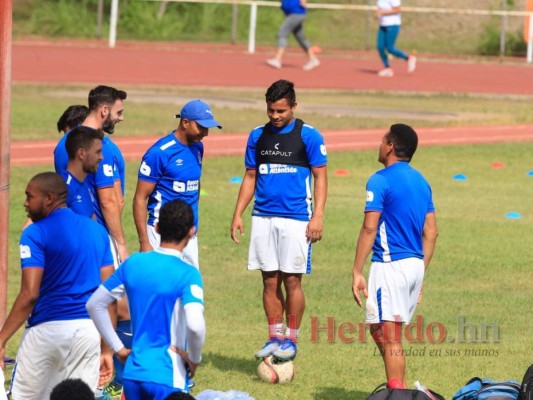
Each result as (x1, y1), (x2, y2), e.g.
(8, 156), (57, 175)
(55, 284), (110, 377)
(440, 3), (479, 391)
(53, 85), (130, 399)
(63, 126), (104, 219)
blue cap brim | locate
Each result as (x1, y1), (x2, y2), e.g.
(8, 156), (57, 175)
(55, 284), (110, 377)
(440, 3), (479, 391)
(196, 119), (222, 129)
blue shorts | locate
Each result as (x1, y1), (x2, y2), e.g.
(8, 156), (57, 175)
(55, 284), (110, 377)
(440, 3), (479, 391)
(123, 379), (188, 400)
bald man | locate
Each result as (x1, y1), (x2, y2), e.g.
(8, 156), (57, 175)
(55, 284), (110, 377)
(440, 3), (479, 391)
(0, 172), (115, 400)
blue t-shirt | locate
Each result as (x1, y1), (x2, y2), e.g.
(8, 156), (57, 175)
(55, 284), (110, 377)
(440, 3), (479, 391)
(364, 161), (435, 262)
(245, 120), (327, 221)
(103, 248), (204, 391)
(281, 0), (306, 15)
(54, 132), (124, 230)
(62, 171), (96, 219)
(20, 208), (113, 327)
(137, 131), (203, 232)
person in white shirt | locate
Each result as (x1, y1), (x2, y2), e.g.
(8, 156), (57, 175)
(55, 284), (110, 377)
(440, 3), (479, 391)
(376, 0), (416, 77)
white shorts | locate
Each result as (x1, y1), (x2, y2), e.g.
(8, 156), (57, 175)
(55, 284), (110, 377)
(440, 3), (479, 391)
(248, 216), (311, 274)
(147, 224), (199, 269)
(10, 319), (101, 400)
(365, 258), (424, 324)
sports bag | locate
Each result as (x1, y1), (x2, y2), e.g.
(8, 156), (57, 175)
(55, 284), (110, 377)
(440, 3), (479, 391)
(519, 364), (533, 400)
(452, 377), (521, 400)
(367, 383), (445, 400)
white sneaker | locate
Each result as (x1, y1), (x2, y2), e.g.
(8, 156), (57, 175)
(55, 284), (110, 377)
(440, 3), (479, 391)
(303, 58), (320, 71)
(266, 58), (282, 69)
(378, 68), (394, 77)
(407, 55), (417, 73)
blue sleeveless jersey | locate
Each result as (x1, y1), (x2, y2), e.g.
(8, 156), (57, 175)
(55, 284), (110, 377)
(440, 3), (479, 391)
(364, 161), (435, 262)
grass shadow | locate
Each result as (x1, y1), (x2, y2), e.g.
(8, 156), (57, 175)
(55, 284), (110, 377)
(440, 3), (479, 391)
(204, 352), (258, 377)
(314, 386), (369, 400)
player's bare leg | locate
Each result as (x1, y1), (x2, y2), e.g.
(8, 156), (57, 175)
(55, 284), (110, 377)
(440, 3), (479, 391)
(371, 322), (406, 387)
(255, 271), (285, 358)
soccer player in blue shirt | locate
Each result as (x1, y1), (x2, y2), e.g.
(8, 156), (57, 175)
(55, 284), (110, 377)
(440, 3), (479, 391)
(54, 85), (128, 263)
(351, 124), (438, 388)
(53, 86), (130, 398)
(133, 99), (221, 268)
(0, 172), (115, 400)
(63, 126), (104, 219)
(231, 79), (328, 361)
(87, 200), (206, 399)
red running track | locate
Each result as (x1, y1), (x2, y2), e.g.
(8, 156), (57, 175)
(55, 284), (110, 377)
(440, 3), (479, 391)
(9, 39), (533, 165)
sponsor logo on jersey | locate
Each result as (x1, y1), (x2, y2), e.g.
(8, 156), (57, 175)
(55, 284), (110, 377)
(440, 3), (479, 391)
(103, 164), (114, 177)
(366, 190), (374, 202)
(268, 164), (297, 174)
(20, 245), (31, 259)
(173, 180), (199, 192)
(260, 149), (293, 157)
(76, 194), (82, 203)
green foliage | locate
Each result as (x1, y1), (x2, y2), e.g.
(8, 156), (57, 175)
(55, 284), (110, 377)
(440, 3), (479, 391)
(12, 0), (529, 55)
(29, 0), (101, 38)
(478, 18), (527, 56)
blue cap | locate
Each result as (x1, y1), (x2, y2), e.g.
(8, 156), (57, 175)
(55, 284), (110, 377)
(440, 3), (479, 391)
(176, 99), (222, 129)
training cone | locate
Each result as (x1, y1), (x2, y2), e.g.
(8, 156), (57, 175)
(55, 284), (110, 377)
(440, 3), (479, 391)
(453, 174), (467, 181)
(491, 162), (505, 169)
(334, 169), (350, 176)
(527, 171), (533, 176)
(505, 211), (522, 219)
(200, 188), (208, 196)
(310, 45), (322, 54)
(229, 176), (243, 184)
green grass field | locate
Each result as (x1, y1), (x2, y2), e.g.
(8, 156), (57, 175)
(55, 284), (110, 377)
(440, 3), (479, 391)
(4, 84), (533, 399)
(10, 84), (533, 141)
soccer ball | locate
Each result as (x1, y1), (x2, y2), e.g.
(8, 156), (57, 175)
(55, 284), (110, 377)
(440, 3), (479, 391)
(257, 356), (295, 384)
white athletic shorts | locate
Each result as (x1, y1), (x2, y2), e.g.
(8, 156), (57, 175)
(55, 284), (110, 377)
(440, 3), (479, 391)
(10, 319), (101, 400)
(248, 216), (311, 274)
(365, 257), (424, 324)
(147, 224), (199, 269)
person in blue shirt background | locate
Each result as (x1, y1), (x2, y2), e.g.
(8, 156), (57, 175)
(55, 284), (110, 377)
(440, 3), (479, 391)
(266, 0), (321, 71)
(87, 200), (205, 399)
(231, 79), (328, 361)
(0, 172), (114, 400)
(351, 123), (438, 389)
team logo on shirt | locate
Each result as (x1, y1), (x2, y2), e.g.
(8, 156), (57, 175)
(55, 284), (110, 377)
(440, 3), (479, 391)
(103, 164), (114, 177)
(76, 195), (82, 203)
(176, 159), (183, 166)
(366, 190), (374, 202)
(20, 245), (31, 259)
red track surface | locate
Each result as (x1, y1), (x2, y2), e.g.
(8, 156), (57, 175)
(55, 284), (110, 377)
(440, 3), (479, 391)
(10, 39), (533, 165)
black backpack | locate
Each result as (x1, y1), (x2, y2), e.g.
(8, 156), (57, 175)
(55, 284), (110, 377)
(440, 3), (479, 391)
(519, 364), (533, 400)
